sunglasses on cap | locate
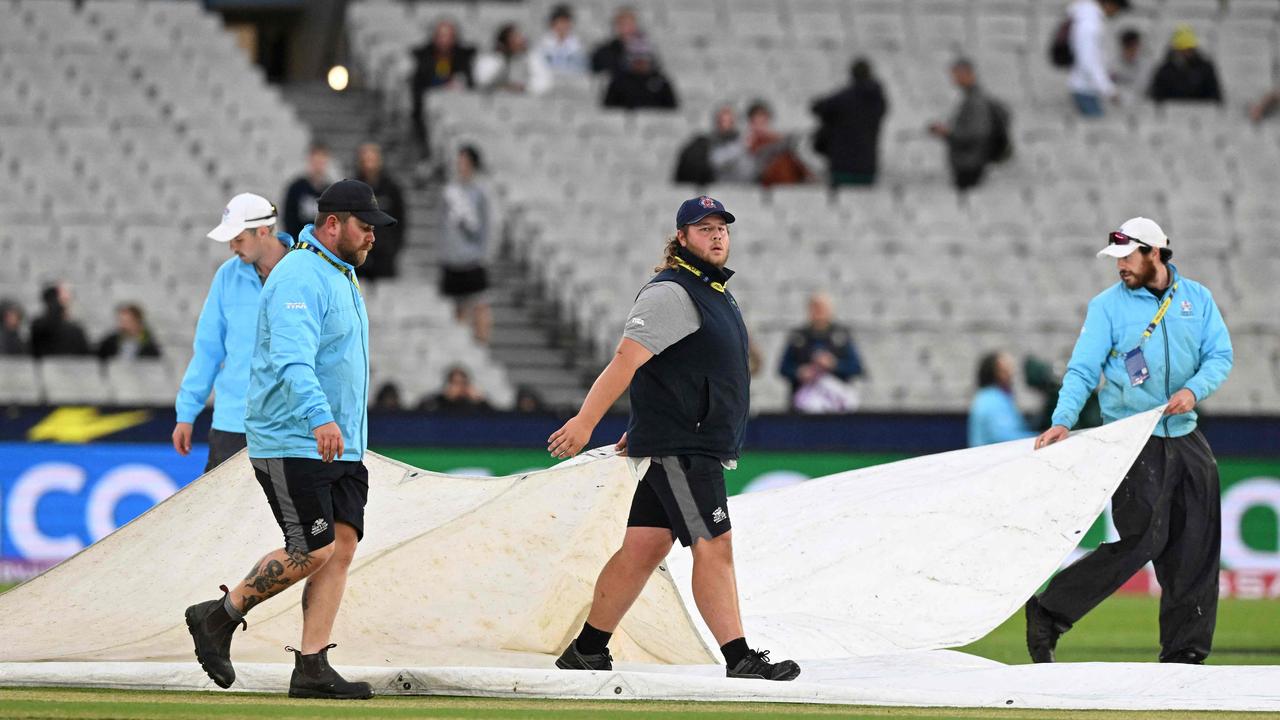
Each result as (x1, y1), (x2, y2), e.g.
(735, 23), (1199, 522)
(247, 203), (278, 223)
(1107, 231), (1151, 248)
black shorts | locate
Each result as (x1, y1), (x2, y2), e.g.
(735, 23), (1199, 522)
(204, 428), (247, 473)
(250, 457), (369, 553)
(440, 266), (489, 298)
(627, 455), (731, 547)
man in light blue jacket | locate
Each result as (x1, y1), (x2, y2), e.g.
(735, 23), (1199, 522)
(1027, 217), (1232, 666)
(968, 351), (1036, 447)
(173, 193), (293, 471)
(183, 180), (395, 700)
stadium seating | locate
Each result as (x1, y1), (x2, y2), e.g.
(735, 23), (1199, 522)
(347, 0), (1280, 414)
(0, 0), (514, 409)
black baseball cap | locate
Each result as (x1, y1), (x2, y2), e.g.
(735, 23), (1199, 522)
(676, 196), (735, 228)
(317, 179), (397, 227)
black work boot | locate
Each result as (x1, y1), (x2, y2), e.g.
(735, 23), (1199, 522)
(184, 585), (246, 689)
(1160, 648), (1206, 665)
(287, 644), (374, 699)
(726, 648), (801, 681)
(1025, 597), (1071, 663)
(555, 641), (613, 671)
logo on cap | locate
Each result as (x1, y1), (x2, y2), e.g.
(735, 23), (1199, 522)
(700, 196), (716, 209)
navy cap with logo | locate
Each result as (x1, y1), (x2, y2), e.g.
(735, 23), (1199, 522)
(317, 178), (398, 227)
(676, 196), (736, 229)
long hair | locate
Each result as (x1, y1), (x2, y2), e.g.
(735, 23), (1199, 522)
(976, 352), (1001, 389)
(654, 231), (683, 272)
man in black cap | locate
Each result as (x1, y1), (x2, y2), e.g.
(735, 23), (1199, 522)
(547, 196), (800, 681)
(183, 180), (395, 700)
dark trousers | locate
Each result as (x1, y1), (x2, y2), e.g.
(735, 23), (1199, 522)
(1039, 430), (1221, 662)
(952, 165), (985, 190)
(204, 428), (248, 473)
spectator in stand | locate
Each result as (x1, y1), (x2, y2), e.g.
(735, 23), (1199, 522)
(1148, 25), (1222, 105)
(97, 303), (161, 362)
(779, 292), (865, 414)
(745, 100), (812, 186)
(1067, 0), (1130, 117)
(281, 142), (331, 238)
(476, 24), (552, 95)
(811, 57), (889, 187)
(373, 382), (404, 411)
(968, 351), (1036, 447)
(0, 300), (27, 356)
(1249, 89), (1280, 123)
(418, 365), (493, 414)
(441, 145), (494, 345)
(1111, 29), (1150, 103)
(602, 45), (678, 110)
(354, 142), (407, 282)
(514, 385), (547, 413)
(929, 59), (999, 191)
(30, 283), (90, 358)
(538, 4), (587, 77)
(590, 6), (646, 76)
(410, 18), (477, 157)
(673, 104), (753, 185)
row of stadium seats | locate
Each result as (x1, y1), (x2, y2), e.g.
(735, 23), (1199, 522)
(0, 0), (517, 410)
(385, 0), (1279, 414)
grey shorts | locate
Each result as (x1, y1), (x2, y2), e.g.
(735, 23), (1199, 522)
(627, 455), (731, 547)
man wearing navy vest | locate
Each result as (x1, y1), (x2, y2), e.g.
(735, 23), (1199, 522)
(547, 196), (800, 681)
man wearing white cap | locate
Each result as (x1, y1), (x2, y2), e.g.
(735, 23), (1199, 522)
(173, 193), (294, 471)
(1028, 217), (1233, 665)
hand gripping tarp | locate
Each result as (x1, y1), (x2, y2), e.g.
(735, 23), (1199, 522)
(3, 408), (1279, 710)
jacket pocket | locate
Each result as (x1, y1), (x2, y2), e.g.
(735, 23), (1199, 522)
(694, 376), (711, 431)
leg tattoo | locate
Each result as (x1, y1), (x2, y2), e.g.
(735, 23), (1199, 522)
(301, 582), (312, 613)
(285, 547), (314, 572)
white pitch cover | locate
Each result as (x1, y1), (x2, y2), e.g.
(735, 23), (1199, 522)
(2, 408), (1278, 710)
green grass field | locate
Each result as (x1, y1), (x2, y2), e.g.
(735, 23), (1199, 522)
(1, 582), (1277, 719)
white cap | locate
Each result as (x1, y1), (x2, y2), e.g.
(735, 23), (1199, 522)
(207, 193), (277, 242)
(1097, 217), (1169, 259)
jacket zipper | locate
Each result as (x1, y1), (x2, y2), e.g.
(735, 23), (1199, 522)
(1160, 311), (1171, 436)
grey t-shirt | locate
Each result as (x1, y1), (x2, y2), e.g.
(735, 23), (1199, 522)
(622, 281), (701, 355)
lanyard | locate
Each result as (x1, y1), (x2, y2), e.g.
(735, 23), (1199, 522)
(1137, 280), (1178, 347)
(1112, 281), (1178, 358)
(674, 257), (727, 294)
(293, 241), (359, 290)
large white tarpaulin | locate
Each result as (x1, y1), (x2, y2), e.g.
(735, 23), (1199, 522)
(3, 408), (1279, 710)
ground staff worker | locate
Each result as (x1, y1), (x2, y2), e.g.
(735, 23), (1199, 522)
(1027, 217), (1232, 665)
(547, 196), (800, 682)
(174, 193), (293, 471)
(184, 180), (395, 699)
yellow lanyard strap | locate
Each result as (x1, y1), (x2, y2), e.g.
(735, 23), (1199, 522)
(1112, 281), (1178, 358)
(674, 258), (727, 294)
(294, 241), (360, 290)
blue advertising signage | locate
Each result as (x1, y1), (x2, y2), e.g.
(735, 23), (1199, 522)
(0, 444), (204, 574)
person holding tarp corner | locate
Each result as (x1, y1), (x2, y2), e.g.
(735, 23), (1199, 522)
(1028, 217), (1232, 664)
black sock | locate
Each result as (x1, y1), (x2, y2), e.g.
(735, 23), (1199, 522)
(721, 637), (750, 667)
(575, 622), (612, 655)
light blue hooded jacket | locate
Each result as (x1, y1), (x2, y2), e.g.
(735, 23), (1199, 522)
(245, 225), (369, 460)
(175, 232), (295, 432)
(1052, 264), (1233, 438)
